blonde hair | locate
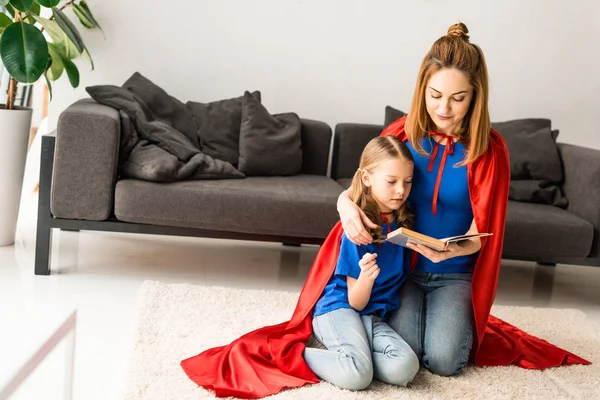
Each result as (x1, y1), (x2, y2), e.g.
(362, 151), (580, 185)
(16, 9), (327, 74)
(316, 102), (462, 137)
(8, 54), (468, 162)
(406, 22), (490, 165)
(349, 136), (414, 242)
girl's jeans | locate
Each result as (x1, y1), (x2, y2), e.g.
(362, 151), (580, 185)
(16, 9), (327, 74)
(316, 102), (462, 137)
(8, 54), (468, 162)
(303, 307), (419, 390)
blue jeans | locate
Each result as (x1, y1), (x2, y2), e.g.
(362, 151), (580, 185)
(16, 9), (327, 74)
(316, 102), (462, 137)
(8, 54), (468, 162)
(387, 270), (474, 377)
(303, 307), (419, 391)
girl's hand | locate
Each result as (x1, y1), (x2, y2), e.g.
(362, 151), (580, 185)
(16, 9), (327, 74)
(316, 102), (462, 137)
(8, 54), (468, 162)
(338, 196), (378, 245)
(358, 253), (380, 281)
(405, 241), (464, 263)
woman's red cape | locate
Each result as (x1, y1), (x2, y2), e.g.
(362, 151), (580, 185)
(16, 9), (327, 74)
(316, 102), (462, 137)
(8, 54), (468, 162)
(181, 116), (590, 398)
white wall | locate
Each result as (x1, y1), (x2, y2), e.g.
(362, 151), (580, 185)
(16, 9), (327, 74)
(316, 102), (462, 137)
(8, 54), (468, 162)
(48, 0), (600, 149)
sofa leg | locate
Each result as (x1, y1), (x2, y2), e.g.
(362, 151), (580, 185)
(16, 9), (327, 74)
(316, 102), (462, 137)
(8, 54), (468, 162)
(279, 249), (301, 282)
(532, 263), (555, 304)
(35, 134), (56, 276)
(35, 226), (52, 275)
(537, 262), (557, 267)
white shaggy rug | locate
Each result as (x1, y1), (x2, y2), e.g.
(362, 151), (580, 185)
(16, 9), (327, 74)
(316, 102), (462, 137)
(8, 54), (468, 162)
(124, 281), (599, 400)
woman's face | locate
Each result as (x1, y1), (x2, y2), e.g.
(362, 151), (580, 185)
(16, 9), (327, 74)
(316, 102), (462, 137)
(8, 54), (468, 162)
(425, 68), (473, 136)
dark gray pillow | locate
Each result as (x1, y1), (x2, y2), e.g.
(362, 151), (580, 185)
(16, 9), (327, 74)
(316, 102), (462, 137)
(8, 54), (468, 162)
(492, 118), (559, 142)
(509, 180), (568, 208)
(238, 91), (302, 176)
(186, 91), (261, 167)
(493, 120), (567, 208)
(122, 72), (199, 148)
(493, 120), (563, 182)
(384, 106), (406, 127)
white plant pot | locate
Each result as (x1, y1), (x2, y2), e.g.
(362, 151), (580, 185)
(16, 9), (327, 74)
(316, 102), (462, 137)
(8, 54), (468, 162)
(0, 105), (33, 246)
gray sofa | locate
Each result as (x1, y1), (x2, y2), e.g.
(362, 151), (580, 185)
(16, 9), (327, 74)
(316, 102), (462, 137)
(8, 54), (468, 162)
(34, 99), (343, 275)
(34, 101), (600, 275)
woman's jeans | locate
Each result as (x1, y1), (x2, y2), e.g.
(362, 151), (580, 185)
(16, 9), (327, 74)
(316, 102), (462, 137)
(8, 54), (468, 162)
(387, 269), (474, 376)
(303, 307), (420, 391)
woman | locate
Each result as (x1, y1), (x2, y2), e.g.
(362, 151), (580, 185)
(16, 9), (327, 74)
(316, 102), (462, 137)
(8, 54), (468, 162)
(180, 23), (590, 399)
(336, 22), (589, 376)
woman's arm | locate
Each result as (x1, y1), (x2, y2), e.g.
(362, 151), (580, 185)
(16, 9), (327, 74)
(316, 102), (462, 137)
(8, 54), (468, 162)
(455, 218), (483, 254)
(346, 253), (379, 311)
(337, 189), (378, 245)
(406, 218), (482, 263)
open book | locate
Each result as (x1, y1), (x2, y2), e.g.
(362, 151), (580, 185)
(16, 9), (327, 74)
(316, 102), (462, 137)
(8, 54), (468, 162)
(383, 227), (493, 251)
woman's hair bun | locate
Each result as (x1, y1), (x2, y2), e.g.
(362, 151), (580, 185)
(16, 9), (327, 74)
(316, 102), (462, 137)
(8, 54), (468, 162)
(447, 22), (470, 42)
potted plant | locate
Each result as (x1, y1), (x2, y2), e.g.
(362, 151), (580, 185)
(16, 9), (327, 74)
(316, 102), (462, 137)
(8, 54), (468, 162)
(0, 0), (102, 246)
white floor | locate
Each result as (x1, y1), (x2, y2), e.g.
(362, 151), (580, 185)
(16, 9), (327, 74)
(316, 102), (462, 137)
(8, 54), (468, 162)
(1, 191), (600, 400)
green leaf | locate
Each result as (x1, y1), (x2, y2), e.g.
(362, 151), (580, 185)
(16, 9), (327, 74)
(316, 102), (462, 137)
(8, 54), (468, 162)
(9, 0), (33, 12)
(48, 42), (78, 87)
(25, 2), (40, 24)
(0, 14), (12, 35)
(72, 3), (94, 28)
(36, 0), (60, 7)
(0, 22), (49, 83)
(32, 16), (78, 59)
(44, 70), (53, 100)
(30, 1), (39, 14)
(6, 4), (16, 18)
(46, 41), (64, 80)
(76, 1), (104, 37)
(52, 7), (84, 53)
(82, 47), (93, 69)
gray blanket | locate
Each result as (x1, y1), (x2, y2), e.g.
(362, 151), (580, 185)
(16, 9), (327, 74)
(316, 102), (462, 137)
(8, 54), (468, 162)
(85, 75), (244, 182)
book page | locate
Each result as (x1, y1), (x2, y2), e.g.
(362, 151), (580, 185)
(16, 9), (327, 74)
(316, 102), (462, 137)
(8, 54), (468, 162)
(440, 233), (493, 243)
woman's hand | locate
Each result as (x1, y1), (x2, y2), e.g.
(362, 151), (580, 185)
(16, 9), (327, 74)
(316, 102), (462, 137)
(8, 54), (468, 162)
(405, 241), (465, 263)
(338, 190), (378, 245)
(407, 219), (483, 263)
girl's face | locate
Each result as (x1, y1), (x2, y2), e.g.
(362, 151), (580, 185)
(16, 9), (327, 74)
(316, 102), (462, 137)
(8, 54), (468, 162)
(362, 158), (414, 213)
(425, 68), (473, 136)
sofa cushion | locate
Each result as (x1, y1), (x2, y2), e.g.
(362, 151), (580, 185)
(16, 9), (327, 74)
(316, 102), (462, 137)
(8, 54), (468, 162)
(504, 201), (593, 259)
(491, 119), (561, 181)
(114, 175), (343, 238)
(497, 126), (563, 182)
(492, 118), (567, 208)
(338, 178), (352, 189)
(238, 91), (302, 176)
(384, 106), (406, 127)
(186, 91), (261, 167)
(121, 72), (199, 148)
(509, 180), (568, 209)
(492, 118), (559, 143)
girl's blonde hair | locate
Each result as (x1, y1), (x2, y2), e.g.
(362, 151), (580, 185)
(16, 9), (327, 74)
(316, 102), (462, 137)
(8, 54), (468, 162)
(349, 136), (414, 242)
(405, 22), (490, 166)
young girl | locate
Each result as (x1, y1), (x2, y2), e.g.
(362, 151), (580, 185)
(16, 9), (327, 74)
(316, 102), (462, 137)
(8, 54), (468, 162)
(303, 136), (420, 391)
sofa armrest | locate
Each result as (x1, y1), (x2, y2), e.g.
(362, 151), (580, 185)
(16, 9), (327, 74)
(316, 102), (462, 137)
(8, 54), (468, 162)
(51, 99), (121, 221)
(299, 118), (332, 176)
(559, 143), (600, 257)
(331, 123), (383, 180)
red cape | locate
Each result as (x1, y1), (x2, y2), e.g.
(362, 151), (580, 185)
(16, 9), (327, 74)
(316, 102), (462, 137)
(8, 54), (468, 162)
(181, 116), (590, 398)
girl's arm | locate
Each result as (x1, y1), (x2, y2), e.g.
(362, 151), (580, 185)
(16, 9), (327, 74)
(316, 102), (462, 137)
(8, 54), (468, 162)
(346, 253), (379, 311)
(337, 189), (378, 245)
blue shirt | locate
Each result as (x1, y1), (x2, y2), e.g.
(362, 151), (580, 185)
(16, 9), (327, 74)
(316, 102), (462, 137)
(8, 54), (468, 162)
(407, 137), (478, 273)
(313, 222), (410, 318)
